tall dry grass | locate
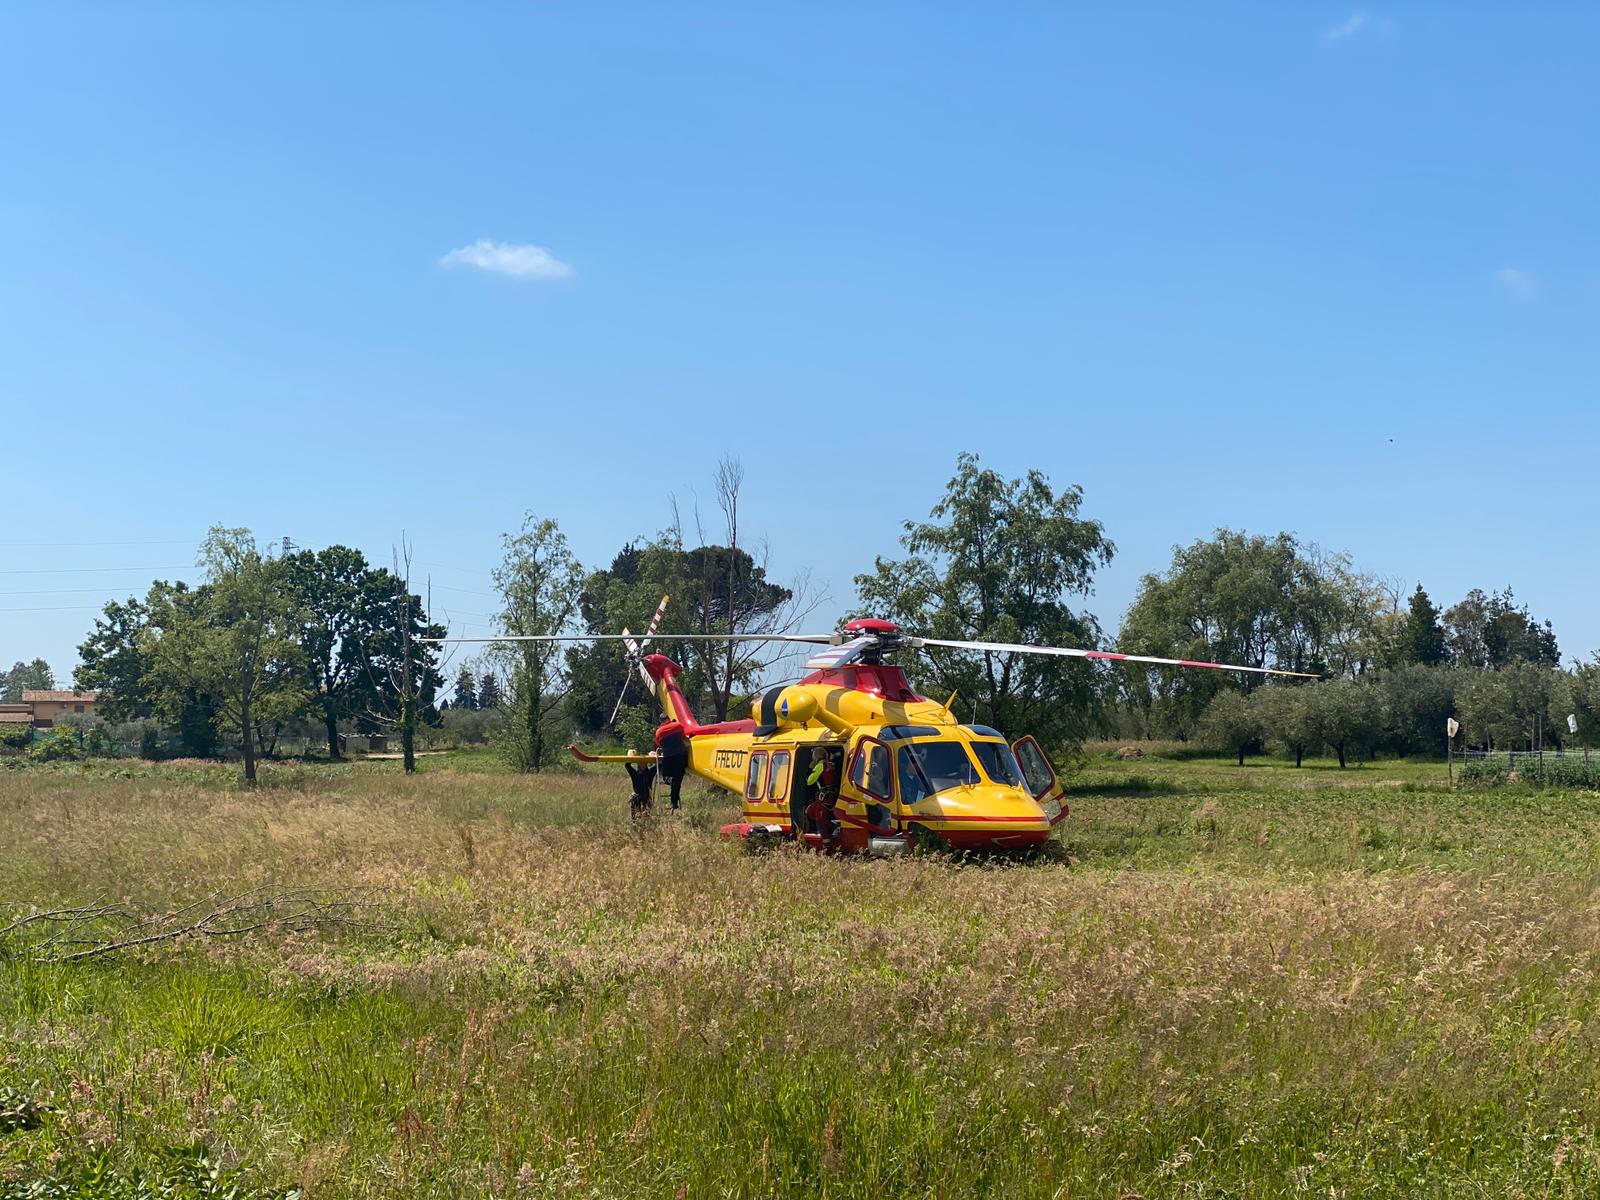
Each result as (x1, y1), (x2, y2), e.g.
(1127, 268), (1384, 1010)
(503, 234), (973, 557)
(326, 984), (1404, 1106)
(4, 758), (1600, 1196)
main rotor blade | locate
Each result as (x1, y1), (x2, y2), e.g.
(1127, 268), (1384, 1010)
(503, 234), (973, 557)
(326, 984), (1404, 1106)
(914, 637), (1320, 679)
(423, 632), (838, 645)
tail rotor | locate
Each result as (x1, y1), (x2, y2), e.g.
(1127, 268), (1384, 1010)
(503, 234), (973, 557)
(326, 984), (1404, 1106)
(607, 594), (670, 728)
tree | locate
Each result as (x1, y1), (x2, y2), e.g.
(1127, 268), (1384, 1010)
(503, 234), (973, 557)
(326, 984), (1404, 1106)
(1197, 689), (1262, 767)
(1, 659), (54, 701)
(477, 670), (502, 710)
(1403, 586), (1448, 666)
(453, 665), (478, 711)
(1303, 679), (1381, 768)
(1456, 662), (1571, 752)
(491, 515), (583, 773)
(283, 545), (444, 760)
(856, 453), (1113, 750)
(1571, 657), (1600, 748)
(143, 528), (308, 783)
(1374, 664), (1458, 756)
(1443, 588), (1559, 669)
(1254, 684), (1317, 767)
(1119, 530), (1382, 736)
(284, 546), (365, 759)
(77, 586), (222, 756)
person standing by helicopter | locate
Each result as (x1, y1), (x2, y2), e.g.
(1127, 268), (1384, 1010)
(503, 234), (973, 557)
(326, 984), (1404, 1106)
(803, 746), (840, 844)
(654, 720), (690, 811)
(624, 752), (656, 817)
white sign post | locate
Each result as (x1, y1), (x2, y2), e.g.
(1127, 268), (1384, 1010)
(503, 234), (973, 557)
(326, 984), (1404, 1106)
(1446, 717), (1460, 786)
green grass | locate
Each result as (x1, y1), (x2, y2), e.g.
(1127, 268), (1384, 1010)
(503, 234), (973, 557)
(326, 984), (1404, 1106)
(5, 752), (1600, 1197)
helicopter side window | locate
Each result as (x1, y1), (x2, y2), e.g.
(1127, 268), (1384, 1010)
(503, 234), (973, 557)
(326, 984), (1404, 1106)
(767, 750), (791, 803)
(850, 739), (892, 801)
(745, 751), (769, 801)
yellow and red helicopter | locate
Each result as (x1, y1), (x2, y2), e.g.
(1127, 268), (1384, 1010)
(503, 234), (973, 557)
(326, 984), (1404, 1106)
(436, 604), (1311, 856)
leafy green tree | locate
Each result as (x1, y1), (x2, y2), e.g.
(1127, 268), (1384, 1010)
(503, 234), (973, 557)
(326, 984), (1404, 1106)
(856, 453), (1114, 750)
(1443, 588), (1559, 669)
(1254, 684), (1318, 767)
(1375, 664), (1458, 756)
(1403, 586), (1448, 666)
(1456, 663), (1572, 751)
(1303, 679), (1382, 768)
(0, 659), (54, 701)
(1119, 531), (1381, 736)
(491, 515), (584, 773)
(77, 586), (221, 755)
(1197, 689), (1262, 767)
(143, 527), (309, 782)
(285, 545), (444, 760)
(453, 665), (478, 711)
(1571, 657), (1600, 748)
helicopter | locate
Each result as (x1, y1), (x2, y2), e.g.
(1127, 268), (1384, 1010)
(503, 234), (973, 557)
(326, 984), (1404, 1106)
(434, 605), (1313, 856)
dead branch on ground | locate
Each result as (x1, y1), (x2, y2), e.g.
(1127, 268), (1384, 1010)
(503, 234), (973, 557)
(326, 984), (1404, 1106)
(0, 886), (388, 963)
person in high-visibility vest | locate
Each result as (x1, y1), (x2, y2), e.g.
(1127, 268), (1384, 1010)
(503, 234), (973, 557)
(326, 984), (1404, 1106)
(803, 747), (839, 842)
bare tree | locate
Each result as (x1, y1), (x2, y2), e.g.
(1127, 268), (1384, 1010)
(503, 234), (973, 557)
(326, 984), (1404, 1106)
(668, 457), (828, 720)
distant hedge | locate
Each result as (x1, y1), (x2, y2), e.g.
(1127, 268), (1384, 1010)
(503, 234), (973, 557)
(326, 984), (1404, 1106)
(1459, 755), (1600, 789)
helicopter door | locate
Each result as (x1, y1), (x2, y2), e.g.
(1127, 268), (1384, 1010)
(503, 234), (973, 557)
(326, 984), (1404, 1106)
(1012, 736), (1068, 825)
(845, 737), (894, 852)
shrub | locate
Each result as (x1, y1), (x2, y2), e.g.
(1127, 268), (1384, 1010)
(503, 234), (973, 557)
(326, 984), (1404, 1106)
(28, 725), (81, 763)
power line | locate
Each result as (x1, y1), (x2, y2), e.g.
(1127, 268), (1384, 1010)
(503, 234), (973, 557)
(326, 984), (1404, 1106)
(0, 605), (105, 613)
(0, 586), (161, 597)
(0, 539), (198, 548)
(0, 566), (194, 576)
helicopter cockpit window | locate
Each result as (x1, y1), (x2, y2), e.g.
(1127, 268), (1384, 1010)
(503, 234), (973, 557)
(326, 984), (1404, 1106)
(903, 741), (982, 794)
(897, 746), (931, 805)
(969, 740), (1025, 789)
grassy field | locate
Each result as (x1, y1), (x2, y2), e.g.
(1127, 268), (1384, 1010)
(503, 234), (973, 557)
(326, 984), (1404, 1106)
(4, 751), (1600, 1197)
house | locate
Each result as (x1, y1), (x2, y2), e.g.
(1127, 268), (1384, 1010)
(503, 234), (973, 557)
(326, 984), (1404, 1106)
(21, 690), (100, 729)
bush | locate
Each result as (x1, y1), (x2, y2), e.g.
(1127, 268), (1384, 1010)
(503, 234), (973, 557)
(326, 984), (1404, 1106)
(1458, 758), (1510, 786)
(28, 725), (81, 762)
(1457, 754), (1600, 789)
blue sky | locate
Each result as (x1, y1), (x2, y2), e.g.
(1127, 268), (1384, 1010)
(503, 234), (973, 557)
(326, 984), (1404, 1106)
(4, 3), (1598, 680)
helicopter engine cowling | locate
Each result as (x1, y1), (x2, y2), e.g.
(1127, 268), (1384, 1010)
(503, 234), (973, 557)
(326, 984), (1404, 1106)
(751, 686), (852, 736)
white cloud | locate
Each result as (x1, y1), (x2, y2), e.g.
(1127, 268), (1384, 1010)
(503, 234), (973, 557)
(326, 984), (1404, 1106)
(1322, 11), (1369, 42)
(439, 239), (573, 280)
(1496, 267), (1537, 301)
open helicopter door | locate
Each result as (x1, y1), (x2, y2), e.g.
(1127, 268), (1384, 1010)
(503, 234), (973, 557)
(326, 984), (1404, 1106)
(1012, 736), (1069, 826)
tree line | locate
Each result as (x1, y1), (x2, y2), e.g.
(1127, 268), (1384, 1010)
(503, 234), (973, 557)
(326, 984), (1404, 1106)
(40, 455), (1586, 776)
(73, 530), (442, 780)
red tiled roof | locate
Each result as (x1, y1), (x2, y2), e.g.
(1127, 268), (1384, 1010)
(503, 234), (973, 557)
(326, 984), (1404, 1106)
(0, 712), (32, 723)
(21, 690), (99, 703)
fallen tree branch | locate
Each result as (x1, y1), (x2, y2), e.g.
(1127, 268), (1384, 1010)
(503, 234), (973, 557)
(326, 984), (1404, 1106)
(0, 886), (389, 963)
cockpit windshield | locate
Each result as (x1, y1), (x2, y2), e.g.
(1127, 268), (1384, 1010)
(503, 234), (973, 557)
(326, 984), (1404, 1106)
(899, 740), (983, 799)
(968, 740), (1026, 789)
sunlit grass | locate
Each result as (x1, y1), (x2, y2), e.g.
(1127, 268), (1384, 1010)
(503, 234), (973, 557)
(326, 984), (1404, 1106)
(4, 753), (1600, 1196)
